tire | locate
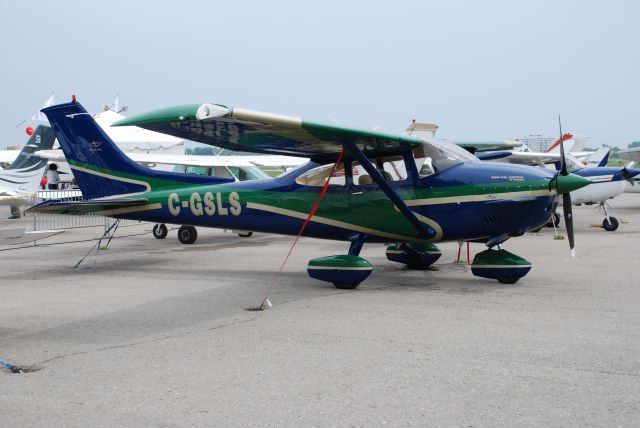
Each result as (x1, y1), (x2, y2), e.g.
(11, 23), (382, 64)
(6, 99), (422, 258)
(152, 223), (168, 239)
(177, 225), (198, 244)
(603, 217), (619, 232)
(497, 277), (519, 284)
(237, 232), (254, 238)
(333, 282), (360, 290)
(530, 227), (542, 233)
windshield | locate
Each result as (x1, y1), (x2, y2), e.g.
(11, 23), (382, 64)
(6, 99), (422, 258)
(414, 140), (478, 173)
(565, 155), (585, 172)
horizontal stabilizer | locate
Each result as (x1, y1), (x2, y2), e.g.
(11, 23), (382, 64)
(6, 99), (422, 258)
(27, 198), (150, 216)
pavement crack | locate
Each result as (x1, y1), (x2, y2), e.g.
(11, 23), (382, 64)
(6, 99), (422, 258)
(33, 316), (258, 366)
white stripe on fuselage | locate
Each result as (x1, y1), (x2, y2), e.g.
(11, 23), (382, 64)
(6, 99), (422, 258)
(70, 164), (151, 198)
(405, 189), (552, 206)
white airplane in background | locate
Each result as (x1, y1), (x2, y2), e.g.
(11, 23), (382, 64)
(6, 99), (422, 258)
(496, 147), (636, 231)
(489, 133), (604, 167)
(0, 125), (56, 214)
(446, 127), (636, 231)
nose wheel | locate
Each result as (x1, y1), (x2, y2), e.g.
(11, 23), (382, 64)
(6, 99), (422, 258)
(603, 217), (619, 231)
(600, 203), (619, 232)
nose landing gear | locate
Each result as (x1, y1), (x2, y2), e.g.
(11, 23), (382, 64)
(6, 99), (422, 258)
(600, 203), (619, 232)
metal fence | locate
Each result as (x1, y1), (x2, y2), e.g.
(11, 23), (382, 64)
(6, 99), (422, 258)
(29, 190), (146, 231)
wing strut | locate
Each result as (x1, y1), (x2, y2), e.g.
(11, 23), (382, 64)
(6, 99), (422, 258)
(345, 141), (435, 239)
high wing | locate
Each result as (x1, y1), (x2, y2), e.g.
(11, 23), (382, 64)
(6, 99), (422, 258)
(113, 104), (423, 161)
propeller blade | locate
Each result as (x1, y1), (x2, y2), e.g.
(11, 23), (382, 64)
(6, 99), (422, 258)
(562, 193), (575, 257)
(559, 115), (568, 176)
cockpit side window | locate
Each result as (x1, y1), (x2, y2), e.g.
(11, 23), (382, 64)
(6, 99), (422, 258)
(352, 156), (408, 185)
(295, 163), (347, 187)
(295, 155), (414, 187)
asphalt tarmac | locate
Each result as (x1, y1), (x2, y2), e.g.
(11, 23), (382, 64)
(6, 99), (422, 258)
(1, 194), (639, 426)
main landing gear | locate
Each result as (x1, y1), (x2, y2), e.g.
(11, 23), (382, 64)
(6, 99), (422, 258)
(385, 243), (442, 269)
(470, 247), (531, 284)
(151, 223), (197, 244)
(307, 234), (372, 289)
(177, 225), (198, 244)
(305, 234), (533, 289)
(151, 223), (256, 244)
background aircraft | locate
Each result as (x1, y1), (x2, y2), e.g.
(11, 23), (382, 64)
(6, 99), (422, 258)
(29, 99), (589, 289)
(455, 131), (634, 232)
(0, 125), (56, 217)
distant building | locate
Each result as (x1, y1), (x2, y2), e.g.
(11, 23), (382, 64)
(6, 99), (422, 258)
(515, 135), (556, 152)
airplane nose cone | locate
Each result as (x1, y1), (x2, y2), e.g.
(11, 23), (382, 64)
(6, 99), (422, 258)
(550, 173), (591, 194)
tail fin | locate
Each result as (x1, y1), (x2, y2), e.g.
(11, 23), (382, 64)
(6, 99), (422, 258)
(0, 125), (56, 191)
(42, 100), (232, 199)
(546, 133), (574, 153)
(585, 147), (610, 167)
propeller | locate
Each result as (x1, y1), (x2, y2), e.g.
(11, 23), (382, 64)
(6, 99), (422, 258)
(621, 161), (637, 185)
(557, 116), (575, 257)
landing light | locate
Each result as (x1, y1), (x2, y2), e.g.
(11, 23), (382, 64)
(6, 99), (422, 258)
(197, 103), (230, 120)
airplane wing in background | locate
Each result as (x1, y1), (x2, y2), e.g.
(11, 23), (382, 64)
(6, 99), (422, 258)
(498, 151), (563, 167)
(113, 104), (423, 161)
(450, 140), (522, 154)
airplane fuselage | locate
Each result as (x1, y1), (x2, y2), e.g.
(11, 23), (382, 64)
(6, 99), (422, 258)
(561, 167), (630, 205)
(109, 161), (559, 244)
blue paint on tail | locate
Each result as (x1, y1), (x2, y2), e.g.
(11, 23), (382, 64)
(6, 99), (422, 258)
(41, 101), (233, 199)
(597, 151), (610, 167)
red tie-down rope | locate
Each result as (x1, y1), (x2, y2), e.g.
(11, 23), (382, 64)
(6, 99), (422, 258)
(250, 148), (346, 310)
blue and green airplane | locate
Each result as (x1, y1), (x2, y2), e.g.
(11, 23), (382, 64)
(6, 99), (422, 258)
(28, 98), (589, 288)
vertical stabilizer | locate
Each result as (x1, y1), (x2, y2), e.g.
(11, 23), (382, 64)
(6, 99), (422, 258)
(42, 100), (231, 199)
(0, 125), (55, 191)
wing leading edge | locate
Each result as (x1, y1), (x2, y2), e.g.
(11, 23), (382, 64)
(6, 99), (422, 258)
(113, 104), (423, 161)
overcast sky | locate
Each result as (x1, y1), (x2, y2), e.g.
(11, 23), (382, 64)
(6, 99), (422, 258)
(1, 0), (638, 149)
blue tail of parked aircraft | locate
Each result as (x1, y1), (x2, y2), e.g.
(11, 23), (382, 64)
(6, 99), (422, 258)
(41, 100), (233, 199)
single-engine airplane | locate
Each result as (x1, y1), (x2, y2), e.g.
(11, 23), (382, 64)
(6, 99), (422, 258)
(29, 99), (589, 288)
